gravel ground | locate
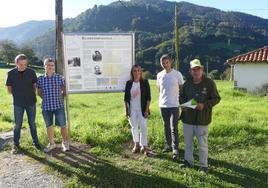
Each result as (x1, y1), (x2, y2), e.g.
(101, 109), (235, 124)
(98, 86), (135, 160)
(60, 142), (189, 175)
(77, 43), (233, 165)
(0, 131), (64, 188)
(0, 151), (64, 188)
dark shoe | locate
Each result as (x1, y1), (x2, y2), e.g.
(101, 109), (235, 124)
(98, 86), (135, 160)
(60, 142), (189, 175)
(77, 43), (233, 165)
(172, 154), (178, 161)
(34, 143), (41, 150)
(11, 145), (19, 154)
(141, 147), (156, 157)
(200, 167), (208, 174)
(146, 150), (156, 157)
(172, 149), (179, 160)
(162, 146), (172, 153)
(180, 160), (193, 168)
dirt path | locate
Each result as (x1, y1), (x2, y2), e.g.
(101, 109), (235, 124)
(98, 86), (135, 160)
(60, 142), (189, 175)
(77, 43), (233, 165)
(0, 132), (63, 188)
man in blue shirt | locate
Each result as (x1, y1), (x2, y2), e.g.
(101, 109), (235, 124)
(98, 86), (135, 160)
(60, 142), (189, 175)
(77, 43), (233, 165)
(37, 58), (69, 152)
(6, 54), (40, 153)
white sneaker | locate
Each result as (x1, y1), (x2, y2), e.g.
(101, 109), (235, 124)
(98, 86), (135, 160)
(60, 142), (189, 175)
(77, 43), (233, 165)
(44, 143), (56, 153)
(62, 142), (69, 152)
(173, 149), (179, 155)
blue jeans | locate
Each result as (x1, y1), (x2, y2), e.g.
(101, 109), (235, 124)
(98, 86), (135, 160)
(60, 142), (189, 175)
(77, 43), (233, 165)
(42, 108), (66, 128)
(13, 104), (39, 146)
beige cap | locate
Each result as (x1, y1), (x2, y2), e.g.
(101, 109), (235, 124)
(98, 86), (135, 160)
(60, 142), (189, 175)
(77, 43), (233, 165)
(190, 59), (203, 69)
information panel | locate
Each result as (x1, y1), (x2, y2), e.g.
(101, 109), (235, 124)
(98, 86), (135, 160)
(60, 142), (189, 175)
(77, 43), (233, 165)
(63, 33), (134, 93)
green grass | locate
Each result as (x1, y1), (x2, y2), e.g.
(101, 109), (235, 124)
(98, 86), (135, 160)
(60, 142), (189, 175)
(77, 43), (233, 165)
(0, 68), (267, 188)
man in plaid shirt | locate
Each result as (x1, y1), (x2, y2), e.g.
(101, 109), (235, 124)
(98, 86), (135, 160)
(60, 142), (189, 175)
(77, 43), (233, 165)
(37, 58), (69, 152)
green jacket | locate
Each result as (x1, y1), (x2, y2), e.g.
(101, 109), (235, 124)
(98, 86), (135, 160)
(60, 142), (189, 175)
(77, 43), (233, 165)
(179, 76), (221, 125)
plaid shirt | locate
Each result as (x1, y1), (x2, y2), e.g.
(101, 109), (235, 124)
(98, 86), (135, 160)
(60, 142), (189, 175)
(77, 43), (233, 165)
(37, 73), (65, 111)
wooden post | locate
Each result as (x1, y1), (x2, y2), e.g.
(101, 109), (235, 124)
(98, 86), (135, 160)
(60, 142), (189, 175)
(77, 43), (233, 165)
(175, 3), (179, 70)
(55, 0), (71, 142)
(55, 0), (64, 75)
(206, 61), (209, 76)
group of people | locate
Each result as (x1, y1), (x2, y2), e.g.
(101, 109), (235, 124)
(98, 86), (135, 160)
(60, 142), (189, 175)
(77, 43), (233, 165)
(124, 54), (220, 174)
(6, 53), (220, 174)
(6, 54), (69, 154)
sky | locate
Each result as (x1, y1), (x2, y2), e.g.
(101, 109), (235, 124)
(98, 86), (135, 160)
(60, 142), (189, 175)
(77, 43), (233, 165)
(0, 0), (268, 27)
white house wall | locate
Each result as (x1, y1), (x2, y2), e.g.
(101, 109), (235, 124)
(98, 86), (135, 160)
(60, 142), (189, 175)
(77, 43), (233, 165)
(234, 63), (268, 92)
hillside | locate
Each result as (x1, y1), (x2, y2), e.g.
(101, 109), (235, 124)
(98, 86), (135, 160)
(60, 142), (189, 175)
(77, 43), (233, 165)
(0, 20), (54, 45)
(25, 0), (268, 76)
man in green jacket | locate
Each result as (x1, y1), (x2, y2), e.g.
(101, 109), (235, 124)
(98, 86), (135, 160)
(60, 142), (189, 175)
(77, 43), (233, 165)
(179, 59), (221, 174)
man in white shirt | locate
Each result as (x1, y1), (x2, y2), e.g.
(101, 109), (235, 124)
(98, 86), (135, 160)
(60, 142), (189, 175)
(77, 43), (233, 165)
(157, 54), (184, 160)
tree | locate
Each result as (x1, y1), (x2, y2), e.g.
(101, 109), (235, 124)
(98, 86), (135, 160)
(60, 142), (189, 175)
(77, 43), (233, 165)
(0, 40), (18, 64)
(208, 69), (220, 80)
(131, 16), (141, 30)
(0, 40), (41, 66)
(20, 45), (42, 66)
(220, 67), (231, 80)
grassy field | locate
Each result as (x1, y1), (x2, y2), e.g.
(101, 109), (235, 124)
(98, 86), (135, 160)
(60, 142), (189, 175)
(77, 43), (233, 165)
(0, 68), (267, 188)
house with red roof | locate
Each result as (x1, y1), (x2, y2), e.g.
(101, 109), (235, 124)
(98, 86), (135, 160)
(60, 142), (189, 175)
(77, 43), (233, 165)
(226, 45), (268, 93)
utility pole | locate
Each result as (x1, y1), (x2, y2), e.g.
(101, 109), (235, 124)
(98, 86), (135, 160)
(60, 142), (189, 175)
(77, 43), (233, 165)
(55, 0), (64, 75)
(206, 61), (209, 76)
(56, 0), (71, 142)
(174, 3), (179, 70)
(193, 19), (196, 33)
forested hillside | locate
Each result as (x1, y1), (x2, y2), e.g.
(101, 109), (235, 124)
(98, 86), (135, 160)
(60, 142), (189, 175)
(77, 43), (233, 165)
(29, 0), (268, 77)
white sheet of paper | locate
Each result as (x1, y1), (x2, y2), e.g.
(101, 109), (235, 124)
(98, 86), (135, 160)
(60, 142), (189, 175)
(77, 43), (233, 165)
(179, 99), (197, 109)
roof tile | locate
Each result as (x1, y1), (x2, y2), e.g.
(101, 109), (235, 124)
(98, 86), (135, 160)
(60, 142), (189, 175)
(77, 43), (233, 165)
(226, 45), (268, 64)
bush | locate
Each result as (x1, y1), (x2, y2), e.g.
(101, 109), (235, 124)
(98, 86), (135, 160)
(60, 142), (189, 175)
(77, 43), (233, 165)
(257, 83), (268, 96)
(143, 70), (154, 79)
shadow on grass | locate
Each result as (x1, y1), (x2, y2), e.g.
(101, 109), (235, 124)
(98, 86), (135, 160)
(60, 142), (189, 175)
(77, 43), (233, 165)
(155, 148), (185, 163)
(209, 157), (268, 188)
(21, 145), (186, 188)
(155, 147), (267, 188)
(209, 126), (268, 152)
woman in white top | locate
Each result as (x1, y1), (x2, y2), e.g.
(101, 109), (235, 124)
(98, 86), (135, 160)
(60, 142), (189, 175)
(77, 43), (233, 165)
(124, 65), (155, 156)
